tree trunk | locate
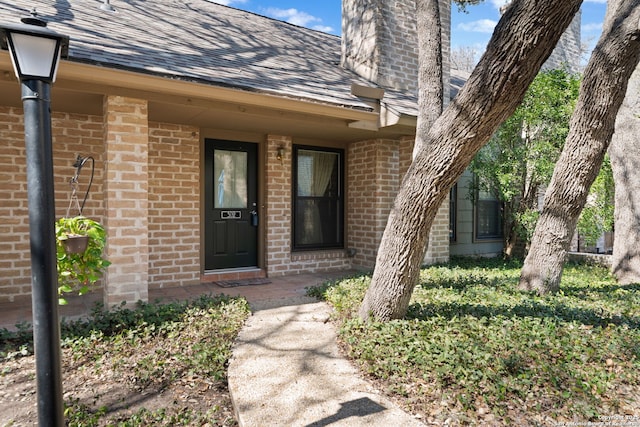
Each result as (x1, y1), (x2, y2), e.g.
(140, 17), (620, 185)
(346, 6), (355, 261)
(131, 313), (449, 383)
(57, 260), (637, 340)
(404, 0), (444, 290)
(610, 65), (640, 284)
(519, 0), (640, 294)
(358, 0), (583, 321)
(413, 0), (443, 158)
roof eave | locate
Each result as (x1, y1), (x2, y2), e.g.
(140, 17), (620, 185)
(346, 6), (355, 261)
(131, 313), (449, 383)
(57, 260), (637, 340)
(45, 57), (380, 123)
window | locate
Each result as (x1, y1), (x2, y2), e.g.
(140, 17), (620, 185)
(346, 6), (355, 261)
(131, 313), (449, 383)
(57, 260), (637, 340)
(475, 188), (503, 240)
(293, 146), (344, 250)
(449, 184), (457, 242)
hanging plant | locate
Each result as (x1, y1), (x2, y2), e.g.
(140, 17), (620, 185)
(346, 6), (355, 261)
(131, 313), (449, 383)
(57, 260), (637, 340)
(56, 216), (111, 303)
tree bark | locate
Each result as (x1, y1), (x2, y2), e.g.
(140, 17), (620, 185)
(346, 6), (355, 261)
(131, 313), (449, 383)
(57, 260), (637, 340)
(519, 0), (640, 294)
(610, 65), (640, 284)
(358, 0), (583, 321)
(413, 0), (443, 158)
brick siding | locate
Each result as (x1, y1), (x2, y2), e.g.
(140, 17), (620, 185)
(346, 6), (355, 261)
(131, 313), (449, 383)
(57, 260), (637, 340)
(102, 96), (149, 306)
(0, 101), (210, 303)
(349, 137), (449, 270)
(425, 200), (450, 264)
(348, 139), (398, 268)
(341, 0), (453, 269)
(0, 106), (105, 303)
(398, 137), (450, 264)
(0, 107), (30, 303)
(1, 107), (449, 304)
(265, 135), (292, 275)
(148, 122), (201, 290)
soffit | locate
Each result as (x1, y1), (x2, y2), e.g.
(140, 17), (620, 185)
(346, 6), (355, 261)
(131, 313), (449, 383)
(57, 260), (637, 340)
(0, 59), (414, 143)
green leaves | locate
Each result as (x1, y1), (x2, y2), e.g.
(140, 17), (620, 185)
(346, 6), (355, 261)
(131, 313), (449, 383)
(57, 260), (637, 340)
(55, 216), (111, 301)
(470, 69), (582, 250)
(321, 259), (640, 423)
(577, 155), (615, 246)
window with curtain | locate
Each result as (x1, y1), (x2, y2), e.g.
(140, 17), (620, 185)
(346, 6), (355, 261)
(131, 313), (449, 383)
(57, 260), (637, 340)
(293, 146), (344, 250)
(475, 187), (503, 240)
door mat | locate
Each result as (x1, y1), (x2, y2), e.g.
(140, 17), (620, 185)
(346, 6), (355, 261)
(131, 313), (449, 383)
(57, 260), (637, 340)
(214, 278), (272, 288)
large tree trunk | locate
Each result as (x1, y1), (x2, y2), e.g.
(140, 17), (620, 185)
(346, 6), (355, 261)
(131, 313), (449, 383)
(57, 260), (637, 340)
(519, 0), (640, 294)
(610, 65), (640, 284)
(358, 0), (583, 322)
(413, 0), (443, 158)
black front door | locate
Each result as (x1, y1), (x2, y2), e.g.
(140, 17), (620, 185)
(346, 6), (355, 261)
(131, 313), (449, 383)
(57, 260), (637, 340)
(204, 139), (258, 270)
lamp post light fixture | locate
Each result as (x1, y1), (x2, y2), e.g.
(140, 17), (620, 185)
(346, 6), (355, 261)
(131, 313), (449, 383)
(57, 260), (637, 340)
(0, 10), (69, 427)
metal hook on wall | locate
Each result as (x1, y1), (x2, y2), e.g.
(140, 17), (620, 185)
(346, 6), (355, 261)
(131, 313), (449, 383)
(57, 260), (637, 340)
(66, 154), (95, 217)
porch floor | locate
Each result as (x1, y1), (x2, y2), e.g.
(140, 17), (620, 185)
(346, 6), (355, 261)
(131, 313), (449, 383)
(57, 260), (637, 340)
(0, 270), (357, 331)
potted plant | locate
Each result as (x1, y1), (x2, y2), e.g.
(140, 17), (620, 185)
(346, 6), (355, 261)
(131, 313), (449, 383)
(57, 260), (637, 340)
(55, 216), (111, 303)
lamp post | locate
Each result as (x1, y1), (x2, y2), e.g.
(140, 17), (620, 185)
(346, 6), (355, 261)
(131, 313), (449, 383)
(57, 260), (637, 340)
(0, 10), (69, 426)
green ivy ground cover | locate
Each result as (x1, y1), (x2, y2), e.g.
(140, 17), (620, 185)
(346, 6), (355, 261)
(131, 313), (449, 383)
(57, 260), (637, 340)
(309, 258), (640, 425)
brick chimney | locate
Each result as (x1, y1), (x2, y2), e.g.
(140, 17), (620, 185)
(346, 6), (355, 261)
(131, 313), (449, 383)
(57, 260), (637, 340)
(341, 0), (451, 94)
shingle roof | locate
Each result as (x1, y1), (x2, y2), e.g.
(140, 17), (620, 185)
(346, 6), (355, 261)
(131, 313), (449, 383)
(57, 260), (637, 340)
(0, 0), (420, 115)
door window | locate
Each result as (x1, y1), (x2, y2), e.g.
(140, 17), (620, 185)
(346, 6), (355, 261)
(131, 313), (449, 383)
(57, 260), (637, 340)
(214, 150), (248, 209)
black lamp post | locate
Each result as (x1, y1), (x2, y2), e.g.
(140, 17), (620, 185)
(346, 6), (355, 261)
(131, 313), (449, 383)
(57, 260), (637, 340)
(0, 10), (69, 427)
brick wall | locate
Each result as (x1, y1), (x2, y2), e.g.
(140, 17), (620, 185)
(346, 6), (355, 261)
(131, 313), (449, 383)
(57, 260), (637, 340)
(52, 113), (105, 221)
(348, 139), (400, 269)
(148, 122), (201, 289)
(103, 96), (149, 306)
(342, 0), (451, 96)
(0, 106), (105, 303)
(348, 136), (449, 271)
(1, 112), (451, 305)
(1, 111), (453, 305)
(264, 133), (450, 275)
(265, 135), (292, 275)
(340, 0), (455, 266)
(425, 198), (450, 264)
(0, 102), (209, 303)
(0, 107), (30, 303)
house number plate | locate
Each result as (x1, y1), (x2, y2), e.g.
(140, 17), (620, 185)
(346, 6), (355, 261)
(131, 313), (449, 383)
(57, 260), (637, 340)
(221, 211), (241, 219)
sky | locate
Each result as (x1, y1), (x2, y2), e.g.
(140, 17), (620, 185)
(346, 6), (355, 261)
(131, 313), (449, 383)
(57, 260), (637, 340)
(208, 0), (607, 59)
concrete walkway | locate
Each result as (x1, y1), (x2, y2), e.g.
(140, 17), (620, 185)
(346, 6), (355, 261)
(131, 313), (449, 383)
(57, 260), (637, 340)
(228, 300), (425, 427)
(0, 272), (425, 426)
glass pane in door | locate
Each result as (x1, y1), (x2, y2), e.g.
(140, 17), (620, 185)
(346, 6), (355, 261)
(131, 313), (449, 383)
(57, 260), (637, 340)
(214, 149), (248, 209)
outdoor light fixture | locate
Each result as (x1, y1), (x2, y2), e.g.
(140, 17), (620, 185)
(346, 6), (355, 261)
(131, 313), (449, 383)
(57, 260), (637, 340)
(0, 10), (68, 82)
(0, 9), (69, 427)
(276, 145), (285, 162)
